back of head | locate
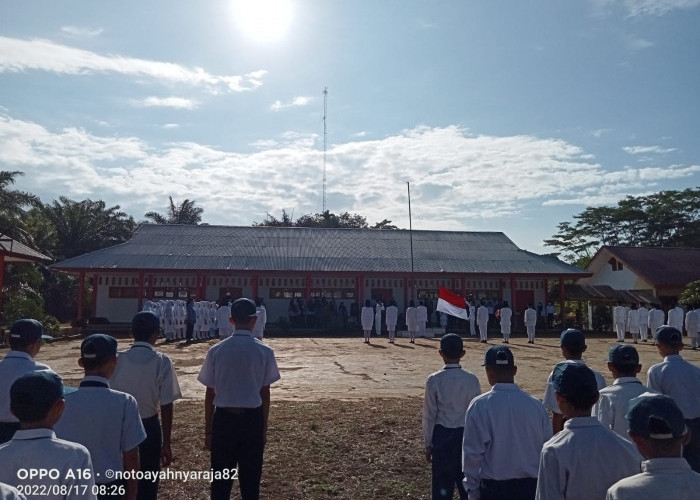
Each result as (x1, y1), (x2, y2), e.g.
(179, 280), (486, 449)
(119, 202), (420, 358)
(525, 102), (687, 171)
(11, 371), (64, 424)
(80, 334), (118, 371)
(131, 311), (160, 341)
(482, 345), (515, 382)
(440, 334), (463, 359)
(626, 394), (687, 454)
(653, 326), (682, 348)
(365, 299), (371, 307)
(552, 362), (599, 410)
(560, 328), (586, 356)
(608, 344), (640, 374)
(9, 319), (51, 351)
(231, 298), (257, 324)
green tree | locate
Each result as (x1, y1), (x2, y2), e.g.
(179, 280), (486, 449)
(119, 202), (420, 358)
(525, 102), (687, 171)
(545, 188), (700, 263)
(254, 210), (400, 229)
(0, 171), (40, 243)
(145, 197), (203, 225)
(680, 280), (700, 308)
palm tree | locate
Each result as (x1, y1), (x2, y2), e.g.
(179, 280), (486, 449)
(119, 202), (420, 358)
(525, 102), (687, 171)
(144, 197), (203, 225)
(0, 171), (40, 242)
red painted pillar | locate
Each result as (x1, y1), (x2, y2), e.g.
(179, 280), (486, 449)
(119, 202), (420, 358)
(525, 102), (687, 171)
(77, 271), (85, 320)
(196, 272), (203, 300)
(305, 273), (312, 301)
(559, 277), (566, 327)
(137, 271), (144, 311)
(358, 274), (365, 302)
(147, 274), (154, 300)
(252, 274), (259, 300)
(91, 274), (98, 317)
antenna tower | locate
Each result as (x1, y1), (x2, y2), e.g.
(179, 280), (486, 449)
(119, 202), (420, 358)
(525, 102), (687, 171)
(322, 87), (328, 212)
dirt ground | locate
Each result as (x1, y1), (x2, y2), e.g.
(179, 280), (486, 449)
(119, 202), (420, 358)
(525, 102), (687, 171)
(8, 330), (700, 499)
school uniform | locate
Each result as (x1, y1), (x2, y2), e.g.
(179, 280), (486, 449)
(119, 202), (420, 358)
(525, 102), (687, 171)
(0, 351), (52, 443)
(463, 383), (552, 500)
(535, 417), (641, 500)
(468, 303), (476, 336)
(592, 377), (651, 440)
(252, 306), (267, 340)
(417, 305), (428, 337)
(361, 306), (374, 342)
(385, 305), (398, 342)
(476, 306), (489, 342)
(606, 458), (700, 500)
(110, 343), (182, 500)
(613, 306), (627, 342)
(423, 364), (481, 499)
(636, 306), (649, 341)
(647, 354), (700, 472)
(54, 376), (146, 489)
(198, 329), (280, 500)
(524, 308), (537, 342)
(686, 309), (699, 349)
(543, 360), (607, 415)
(374, 303), (384, 336)
(626, 309), (640, 342)
(499, 307), (512, 342)
(405, 307), (418, 341)
(0, 428), (96, 500)
(648, 308), (665, 335)
(667, 307), (685, 333)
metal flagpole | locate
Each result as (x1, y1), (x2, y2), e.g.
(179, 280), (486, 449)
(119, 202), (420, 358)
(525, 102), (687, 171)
(407, 182), (415, 304)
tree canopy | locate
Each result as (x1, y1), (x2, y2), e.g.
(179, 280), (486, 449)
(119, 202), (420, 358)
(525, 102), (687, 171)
(544, 188), (700, 265)
(254, 210), (399, 229)
(145, 197), (203, 225)
(0, 170), (40, 243)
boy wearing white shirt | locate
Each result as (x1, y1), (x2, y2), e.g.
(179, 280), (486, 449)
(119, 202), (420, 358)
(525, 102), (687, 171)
(423, 334), (481, 500)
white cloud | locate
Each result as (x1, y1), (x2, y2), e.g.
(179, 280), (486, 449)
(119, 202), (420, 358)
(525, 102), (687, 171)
(352, 131), (368, 138)
(133, 96), (199, 110)
(270, 96), (313, 111)
(163, 123), (179, 129)
(0, 36), (266, 93)
(623, 145), (677, 154)
(61, 26), (104, 38)
(591, 0), (700, 17)
(1, 112), (697, 230)
(624, 35), (654, 50)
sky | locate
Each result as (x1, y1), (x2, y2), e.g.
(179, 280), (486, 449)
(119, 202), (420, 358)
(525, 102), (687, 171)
(1, 0), (699, 254)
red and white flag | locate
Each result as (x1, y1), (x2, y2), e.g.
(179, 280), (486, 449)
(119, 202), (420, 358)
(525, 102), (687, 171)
(436, 286), (468, 320)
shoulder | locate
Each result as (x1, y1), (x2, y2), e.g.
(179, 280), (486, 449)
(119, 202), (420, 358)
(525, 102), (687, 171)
(50, 435), (92, 457)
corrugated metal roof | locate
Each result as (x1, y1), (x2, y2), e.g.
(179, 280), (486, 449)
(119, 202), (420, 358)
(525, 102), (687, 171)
(0, 234), (51, 262)
(600, 246), (700, 287)
(51, 224), (588, 275)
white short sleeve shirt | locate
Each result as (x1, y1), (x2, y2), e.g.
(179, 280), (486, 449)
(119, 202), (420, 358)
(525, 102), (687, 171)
(0, 352), (52, 422)
(543, 360), (607, 413)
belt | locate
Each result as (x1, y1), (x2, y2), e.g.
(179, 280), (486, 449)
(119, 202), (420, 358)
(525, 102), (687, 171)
(218, 406), (260, 415)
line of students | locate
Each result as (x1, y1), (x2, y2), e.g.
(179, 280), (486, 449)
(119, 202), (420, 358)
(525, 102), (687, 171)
(423, 326), (700, 500)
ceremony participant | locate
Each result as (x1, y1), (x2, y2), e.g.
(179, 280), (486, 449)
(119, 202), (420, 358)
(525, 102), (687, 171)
(476, 301), (489, 343)
(0, 372), (96, 500)
(637, 303), (649, 342)
(499, 301), (512, 344)
(361, 300), (374, 344)
(546, 302), (555, 328)
(110, 312), (182, 500)
(524, 304), (537, 344)
(626, 304), (640, 344)
(0, 319), (53, 444)
(185, 297), (196, 344)
(386, 300), (399, 344)
(613, 302), (627, 342)
(648, 304), (665, 342)
(423, 334), (480, 500)
(646, 326), (700, 472)
(406, 300), (418, 344)
(606, 395), (700, 500)
(686, 305), (698, 350)
(217, 299), (233, 339)
(374, 299), (385, 337)
(198, 298), (281, 500)
(667, 303), (685, 333)
(593, 345), (651, 439)
(467, 299), (476, 336)
(543, 329), (606, 434)
(252, 299), (267, 341)
(417, 301), (428, 338)
(463, 346), (551, 500)
(536, 363), (640, 500)
(55, 334), (146, 500)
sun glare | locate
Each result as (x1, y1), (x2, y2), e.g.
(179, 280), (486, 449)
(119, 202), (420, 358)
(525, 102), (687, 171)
(231, 0), (294, 43)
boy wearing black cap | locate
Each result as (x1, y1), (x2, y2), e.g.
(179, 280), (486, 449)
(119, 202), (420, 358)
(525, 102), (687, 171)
(462, 346), (551, 500)
(646, 326), (700, 472)
(422, 334), (481, 499)
(110, 311), (182, 500)
(0, 371), (96, 500)
(0, 319), (54, 444)
(55, 334), (146, 500)
(198, 298), (281, 500)
(607, 394), (700, 500)
(535, 363), (640, 500)
(542, 329), (606, 434)
(593, 345), (651, 440)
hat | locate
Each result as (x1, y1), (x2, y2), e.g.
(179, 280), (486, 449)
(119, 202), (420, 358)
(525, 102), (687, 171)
(131, 311), (160, 334)
(9, 319), (53, 342)
(483, 345), (514, 366)
(653, 326), (682, 345)
(608, 344), (639, 367)
(80, 334), (118, 361)
(231, 298), (257, 322)
(551, 362), (598, 399)
(560, 329), (585, 349)
(10, 371), (64, 412)
(626, 394), (687, 439)
(440, 334), (463, 358)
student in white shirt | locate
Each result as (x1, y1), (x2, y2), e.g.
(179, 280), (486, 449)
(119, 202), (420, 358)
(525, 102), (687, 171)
(463, 346), (551, 500)
(361, 300), (375, 344)
(405, 301), (418, 344)
(523, 304), (537, 344)
(647, 326), (700, 472)
(0, 319), (53, 444)
(0, 371), (96, 500)
(55, 335), (146, 500)
(607, 394), (700, 500)
(110, 312), (182, 500)
(423, 334), (481, 499)
(385, 300), (399, 344)
(593, 345), (651, 440)
(499, 302), (513, 344)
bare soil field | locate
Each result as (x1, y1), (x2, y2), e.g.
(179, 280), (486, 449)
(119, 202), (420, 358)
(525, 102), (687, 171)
(10, 330), (700, 499)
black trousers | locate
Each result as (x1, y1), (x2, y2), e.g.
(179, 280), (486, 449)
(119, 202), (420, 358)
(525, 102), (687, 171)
(185, 322), (194, 341)
(480, 478), (537, 500)
(0, 421), (20, 444)
(431, 425), (467, 500)
(211, 406), (264, 500)
(138, 415), (162, 500)
(685, 417), (700, 473)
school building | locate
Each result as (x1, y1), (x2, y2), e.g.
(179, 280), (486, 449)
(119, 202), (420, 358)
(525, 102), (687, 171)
(50, 224), (589, 324)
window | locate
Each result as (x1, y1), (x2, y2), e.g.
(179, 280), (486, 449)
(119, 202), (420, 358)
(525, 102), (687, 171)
(608, 258), (623, 271)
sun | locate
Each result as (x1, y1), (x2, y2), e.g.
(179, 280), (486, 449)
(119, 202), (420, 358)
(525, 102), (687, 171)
(231, 0), (294, 43)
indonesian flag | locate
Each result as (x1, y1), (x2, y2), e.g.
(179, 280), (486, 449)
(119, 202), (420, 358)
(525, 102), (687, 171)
(436, 286), (469, 320)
